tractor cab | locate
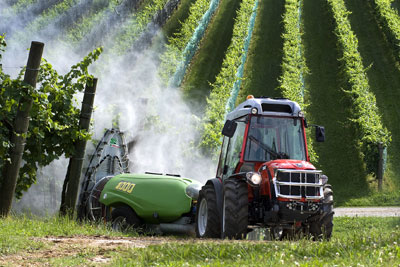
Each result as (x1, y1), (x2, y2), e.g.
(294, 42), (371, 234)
(217, 96), (324, 180)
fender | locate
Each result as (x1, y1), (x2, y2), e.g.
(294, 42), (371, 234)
(206, 178), (223, 238)
(227, 172), (247, 180)
(205, 178), (223, 215)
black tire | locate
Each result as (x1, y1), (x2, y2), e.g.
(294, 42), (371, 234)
(195, 184), (221, 238)
(323, 185), (334, 214)
(269, 227), (284, 240)
(310, 184), (334, 240)
(271, 226), (300, 241)
(224, 179), (248, 239)
(111, 206), (142, 232)
(281, 228), (296, 240)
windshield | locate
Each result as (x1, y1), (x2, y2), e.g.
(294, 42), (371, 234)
(244, 116), (306, 161)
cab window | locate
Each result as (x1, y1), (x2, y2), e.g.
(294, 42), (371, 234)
(216, 136), (229, 178)
(244, 116), (306, 161)
(224, 118), (247, 178)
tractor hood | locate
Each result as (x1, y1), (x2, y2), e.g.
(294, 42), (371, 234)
(261, 160), (316, 171)
(259, 160), (326, 201)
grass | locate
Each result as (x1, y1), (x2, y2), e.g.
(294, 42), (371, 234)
(64, 0), (111, 44)
(1, 216), (399, 266)
(302, 0), (369, 205)
(2, 0), (62, 35)
(238, 0), (284, 101)
(343, 190), (400, 206)
(345, 0), (400, 194)
(392, 0), (400, 13)
(181, 0), (242, 111)
(152, 0), (197, 56)
(162, 0), (198, 39)
(111, 217), (400, 266)
(0, 215), (127, 256)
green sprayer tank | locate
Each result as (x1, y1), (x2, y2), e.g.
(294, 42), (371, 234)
(100, 173), (201, 224)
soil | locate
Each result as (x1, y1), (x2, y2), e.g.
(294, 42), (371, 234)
(0, 235), (170, 266)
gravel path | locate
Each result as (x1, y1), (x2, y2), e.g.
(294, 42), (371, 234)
(334, 207), (400, 217)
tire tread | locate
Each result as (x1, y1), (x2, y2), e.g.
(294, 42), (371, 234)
(224, 179), (248, 239)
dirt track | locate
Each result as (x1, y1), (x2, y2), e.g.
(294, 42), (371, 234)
(0, 236), (172, 266)
(334, 207), (400, 217)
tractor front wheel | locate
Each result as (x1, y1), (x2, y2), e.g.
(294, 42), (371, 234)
(310, 184), (334, 240)
(195, 184), (221, 238)
(111, 206), (142, 232)
(223, 179), (248, 239)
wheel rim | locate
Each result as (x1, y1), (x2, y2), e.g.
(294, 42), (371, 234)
(112, 216), (128, 231)
(198, 198), (208, 236)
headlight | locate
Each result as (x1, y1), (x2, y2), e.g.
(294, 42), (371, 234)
(246, 172), (262, 186)
(320, 175), (328, 185)
(251, 107), (258, 114)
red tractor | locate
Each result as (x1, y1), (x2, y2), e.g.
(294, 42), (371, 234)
(195, 96), (333, 240)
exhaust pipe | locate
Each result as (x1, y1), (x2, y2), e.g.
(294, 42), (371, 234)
(185, 183), (202, 200)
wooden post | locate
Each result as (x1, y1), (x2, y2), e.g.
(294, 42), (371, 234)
(0, 41), (44, 217)
(60, 78), (97, 217)
(377, 142), (384, 191)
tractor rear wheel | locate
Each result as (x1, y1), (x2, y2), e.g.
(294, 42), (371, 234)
(223, 179), (248, 239)
(111, 206), (142, 232)
(310, 184), (334, 240)
(195, 184), (221, 238)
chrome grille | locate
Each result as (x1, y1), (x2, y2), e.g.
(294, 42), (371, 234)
(273, 169), (324, 200)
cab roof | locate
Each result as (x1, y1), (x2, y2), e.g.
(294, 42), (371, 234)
(226, 97), (303, 121)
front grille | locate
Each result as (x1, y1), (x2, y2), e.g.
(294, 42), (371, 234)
(273, 169), (323, 200)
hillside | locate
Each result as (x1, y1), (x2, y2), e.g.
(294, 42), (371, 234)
(1, 0), (399, 206)
(302, 0), (368, 202)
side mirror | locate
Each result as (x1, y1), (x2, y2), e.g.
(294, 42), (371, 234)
(315, 126), (325, 142)
(222, 120), (237, 138)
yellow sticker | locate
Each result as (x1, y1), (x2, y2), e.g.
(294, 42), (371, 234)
(115, 181), (135, 193)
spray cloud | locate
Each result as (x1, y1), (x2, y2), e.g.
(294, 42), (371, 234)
(1, 0), (216, 216)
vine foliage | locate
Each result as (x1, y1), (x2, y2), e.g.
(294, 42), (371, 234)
(278, 0), (317, 163)
(0, 36), (102, 198)
(327, 0), (391, 176)
(160, 0), (212, 84)
(201, 0), (258, 154)
(371, 0), (400, 63)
